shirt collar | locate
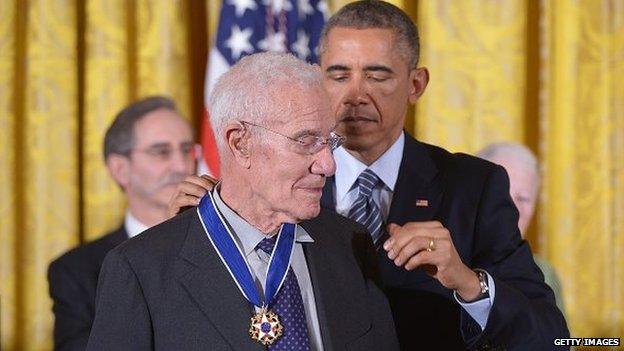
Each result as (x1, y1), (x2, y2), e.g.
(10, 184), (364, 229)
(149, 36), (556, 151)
(334, 131), (405, 202)
(124, 211), (150, 238)
(212, 186), (313, 257)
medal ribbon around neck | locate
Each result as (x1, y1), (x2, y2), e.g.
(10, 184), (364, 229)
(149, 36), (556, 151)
(197, 191), (296, 309)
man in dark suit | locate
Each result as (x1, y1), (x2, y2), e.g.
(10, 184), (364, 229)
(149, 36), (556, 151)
(169, 2), (569, 350)
(86, 52), (398, 350)
(47, 96), (196, 350)
(319, 2), (567, 349)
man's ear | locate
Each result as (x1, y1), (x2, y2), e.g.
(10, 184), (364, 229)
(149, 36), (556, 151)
(106, 154), (131, 190)
(224, 122), (251, 168)
(408, 67), (429, 104)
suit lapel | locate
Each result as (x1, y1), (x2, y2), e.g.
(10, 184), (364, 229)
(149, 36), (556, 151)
(321, 134), (444, 224)
(301, 218), (371, 349)
(378, 135), (445, 286)
(176, 212), (263, 350)
(321, 135), (446, 287)
(388, 135), (443, 225)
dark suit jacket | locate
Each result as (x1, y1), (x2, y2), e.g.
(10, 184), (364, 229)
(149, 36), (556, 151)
(48, 226), (127, 351)
(86, 208), (399, 350)
(321, 133), (569, 351)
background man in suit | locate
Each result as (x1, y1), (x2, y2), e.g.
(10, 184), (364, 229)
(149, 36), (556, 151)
(168, 1), (569, 350)
(86, 52), (398, 351)
(477, 142), (567, 318)
(48, 96), (196, 350)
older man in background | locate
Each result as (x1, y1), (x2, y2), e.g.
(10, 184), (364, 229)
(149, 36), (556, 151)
(48, 96), (196, 351)
(477, 142), (567, 316)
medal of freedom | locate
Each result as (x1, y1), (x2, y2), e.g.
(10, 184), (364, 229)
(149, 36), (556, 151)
(249, 307), (284, 345)
(198, 192), (295, 347)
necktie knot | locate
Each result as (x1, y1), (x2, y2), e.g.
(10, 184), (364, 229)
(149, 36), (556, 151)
(256, 235), (278, 255)
(356, 169), (380, 198)
(349, 169), (385, 245)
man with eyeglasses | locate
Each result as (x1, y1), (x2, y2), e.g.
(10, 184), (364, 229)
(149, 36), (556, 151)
(169, 1), (569, 350)
(85, 52), (398, 350)
(48, 96), (197, 351)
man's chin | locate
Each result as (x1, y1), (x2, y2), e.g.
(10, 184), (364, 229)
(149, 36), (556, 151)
(291, 202), (321, 222)
(342, 137), (377, 153)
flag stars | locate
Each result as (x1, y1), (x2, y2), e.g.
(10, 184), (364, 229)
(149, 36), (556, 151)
(258, 32), (287, 52)
(228, 0), (258, 17)
(225, 25), (254, 59)
(317, 1), (329, 20)
(298, 0), (314, 19)
(263, 0), (293, 15)
(292, 30), (310, 60)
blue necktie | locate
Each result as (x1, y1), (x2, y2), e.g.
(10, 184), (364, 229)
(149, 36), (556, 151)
(256, 236), (311, 351)
(348, 169), (385, 245)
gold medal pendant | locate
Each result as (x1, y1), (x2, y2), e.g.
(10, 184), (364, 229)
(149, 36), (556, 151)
(249, 307), (283, 345)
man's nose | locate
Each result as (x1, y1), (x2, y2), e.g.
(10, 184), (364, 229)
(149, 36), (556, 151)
(311, 146), (336, 177)
(343, 75), (370, 106)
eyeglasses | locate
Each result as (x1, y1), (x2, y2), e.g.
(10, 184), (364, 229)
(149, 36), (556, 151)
(131, 142), (200, 161)
(241, 121), (345, 155)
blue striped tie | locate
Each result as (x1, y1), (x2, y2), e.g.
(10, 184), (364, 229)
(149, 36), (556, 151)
(348, 169), (385, 245)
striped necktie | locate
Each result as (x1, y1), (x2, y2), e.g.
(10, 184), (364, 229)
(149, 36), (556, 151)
(348, 169), (385, 245)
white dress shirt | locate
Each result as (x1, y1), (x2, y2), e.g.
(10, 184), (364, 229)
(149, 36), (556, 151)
(332, 131), (495, 330)
(124, 211), (149, 239)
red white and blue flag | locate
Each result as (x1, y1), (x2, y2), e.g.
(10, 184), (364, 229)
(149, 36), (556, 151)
(200, 0), (328, 177)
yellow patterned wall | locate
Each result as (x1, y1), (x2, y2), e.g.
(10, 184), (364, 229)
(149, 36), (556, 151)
(82, 0), (129, 242)
(0, 1), (17, 349)
(1, 0), (200, 349)
(416, 0), (527, 151)
(20, 1), (80, 349)
(1, 0), (623, 350)
(135, 0), (192, 118)
(541, 0), (624, 341)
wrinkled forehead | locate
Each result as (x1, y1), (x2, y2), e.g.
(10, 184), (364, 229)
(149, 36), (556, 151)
(267, 86), (333, 131)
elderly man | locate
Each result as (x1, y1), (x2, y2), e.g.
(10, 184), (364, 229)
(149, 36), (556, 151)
(85, 52), (398, 351)
(477, 142), (566, 316)
(48, 96), (196, 351)
(170, 1), (569, 350)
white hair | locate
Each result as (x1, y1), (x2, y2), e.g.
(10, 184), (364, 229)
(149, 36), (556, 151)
(208, 52), (323, 155)
(476, 142), (540, 189)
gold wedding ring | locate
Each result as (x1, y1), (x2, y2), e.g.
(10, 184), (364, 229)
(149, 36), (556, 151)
(427, 238), (435, 252)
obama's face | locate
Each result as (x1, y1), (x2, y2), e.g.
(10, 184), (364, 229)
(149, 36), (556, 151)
(321, 27), (428, 158)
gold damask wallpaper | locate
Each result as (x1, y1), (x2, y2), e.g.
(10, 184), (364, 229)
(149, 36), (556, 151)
(541, 0), (624, 339)
(13, 2), (80, 349)
(1, 0), (623, 350)
(416, 0), (528, 151)
(82, 0), (130, 242)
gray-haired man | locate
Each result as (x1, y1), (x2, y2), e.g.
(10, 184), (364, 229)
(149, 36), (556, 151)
(170, 2), (569, 350)
(86, 52), (398, 351)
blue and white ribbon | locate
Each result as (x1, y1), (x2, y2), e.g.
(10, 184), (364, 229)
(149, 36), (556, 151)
(197, 191), (295, 308)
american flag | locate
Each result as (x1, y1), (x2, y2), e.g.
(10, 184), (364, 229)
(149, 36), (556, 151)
(200, 0), (328, 177)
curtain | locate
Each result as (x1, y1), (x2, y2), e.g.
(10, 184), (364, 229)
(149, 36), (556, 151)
(0, 1), (205, 349)
(0, 0), (622, 349)
(540, 0), (624, 338)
